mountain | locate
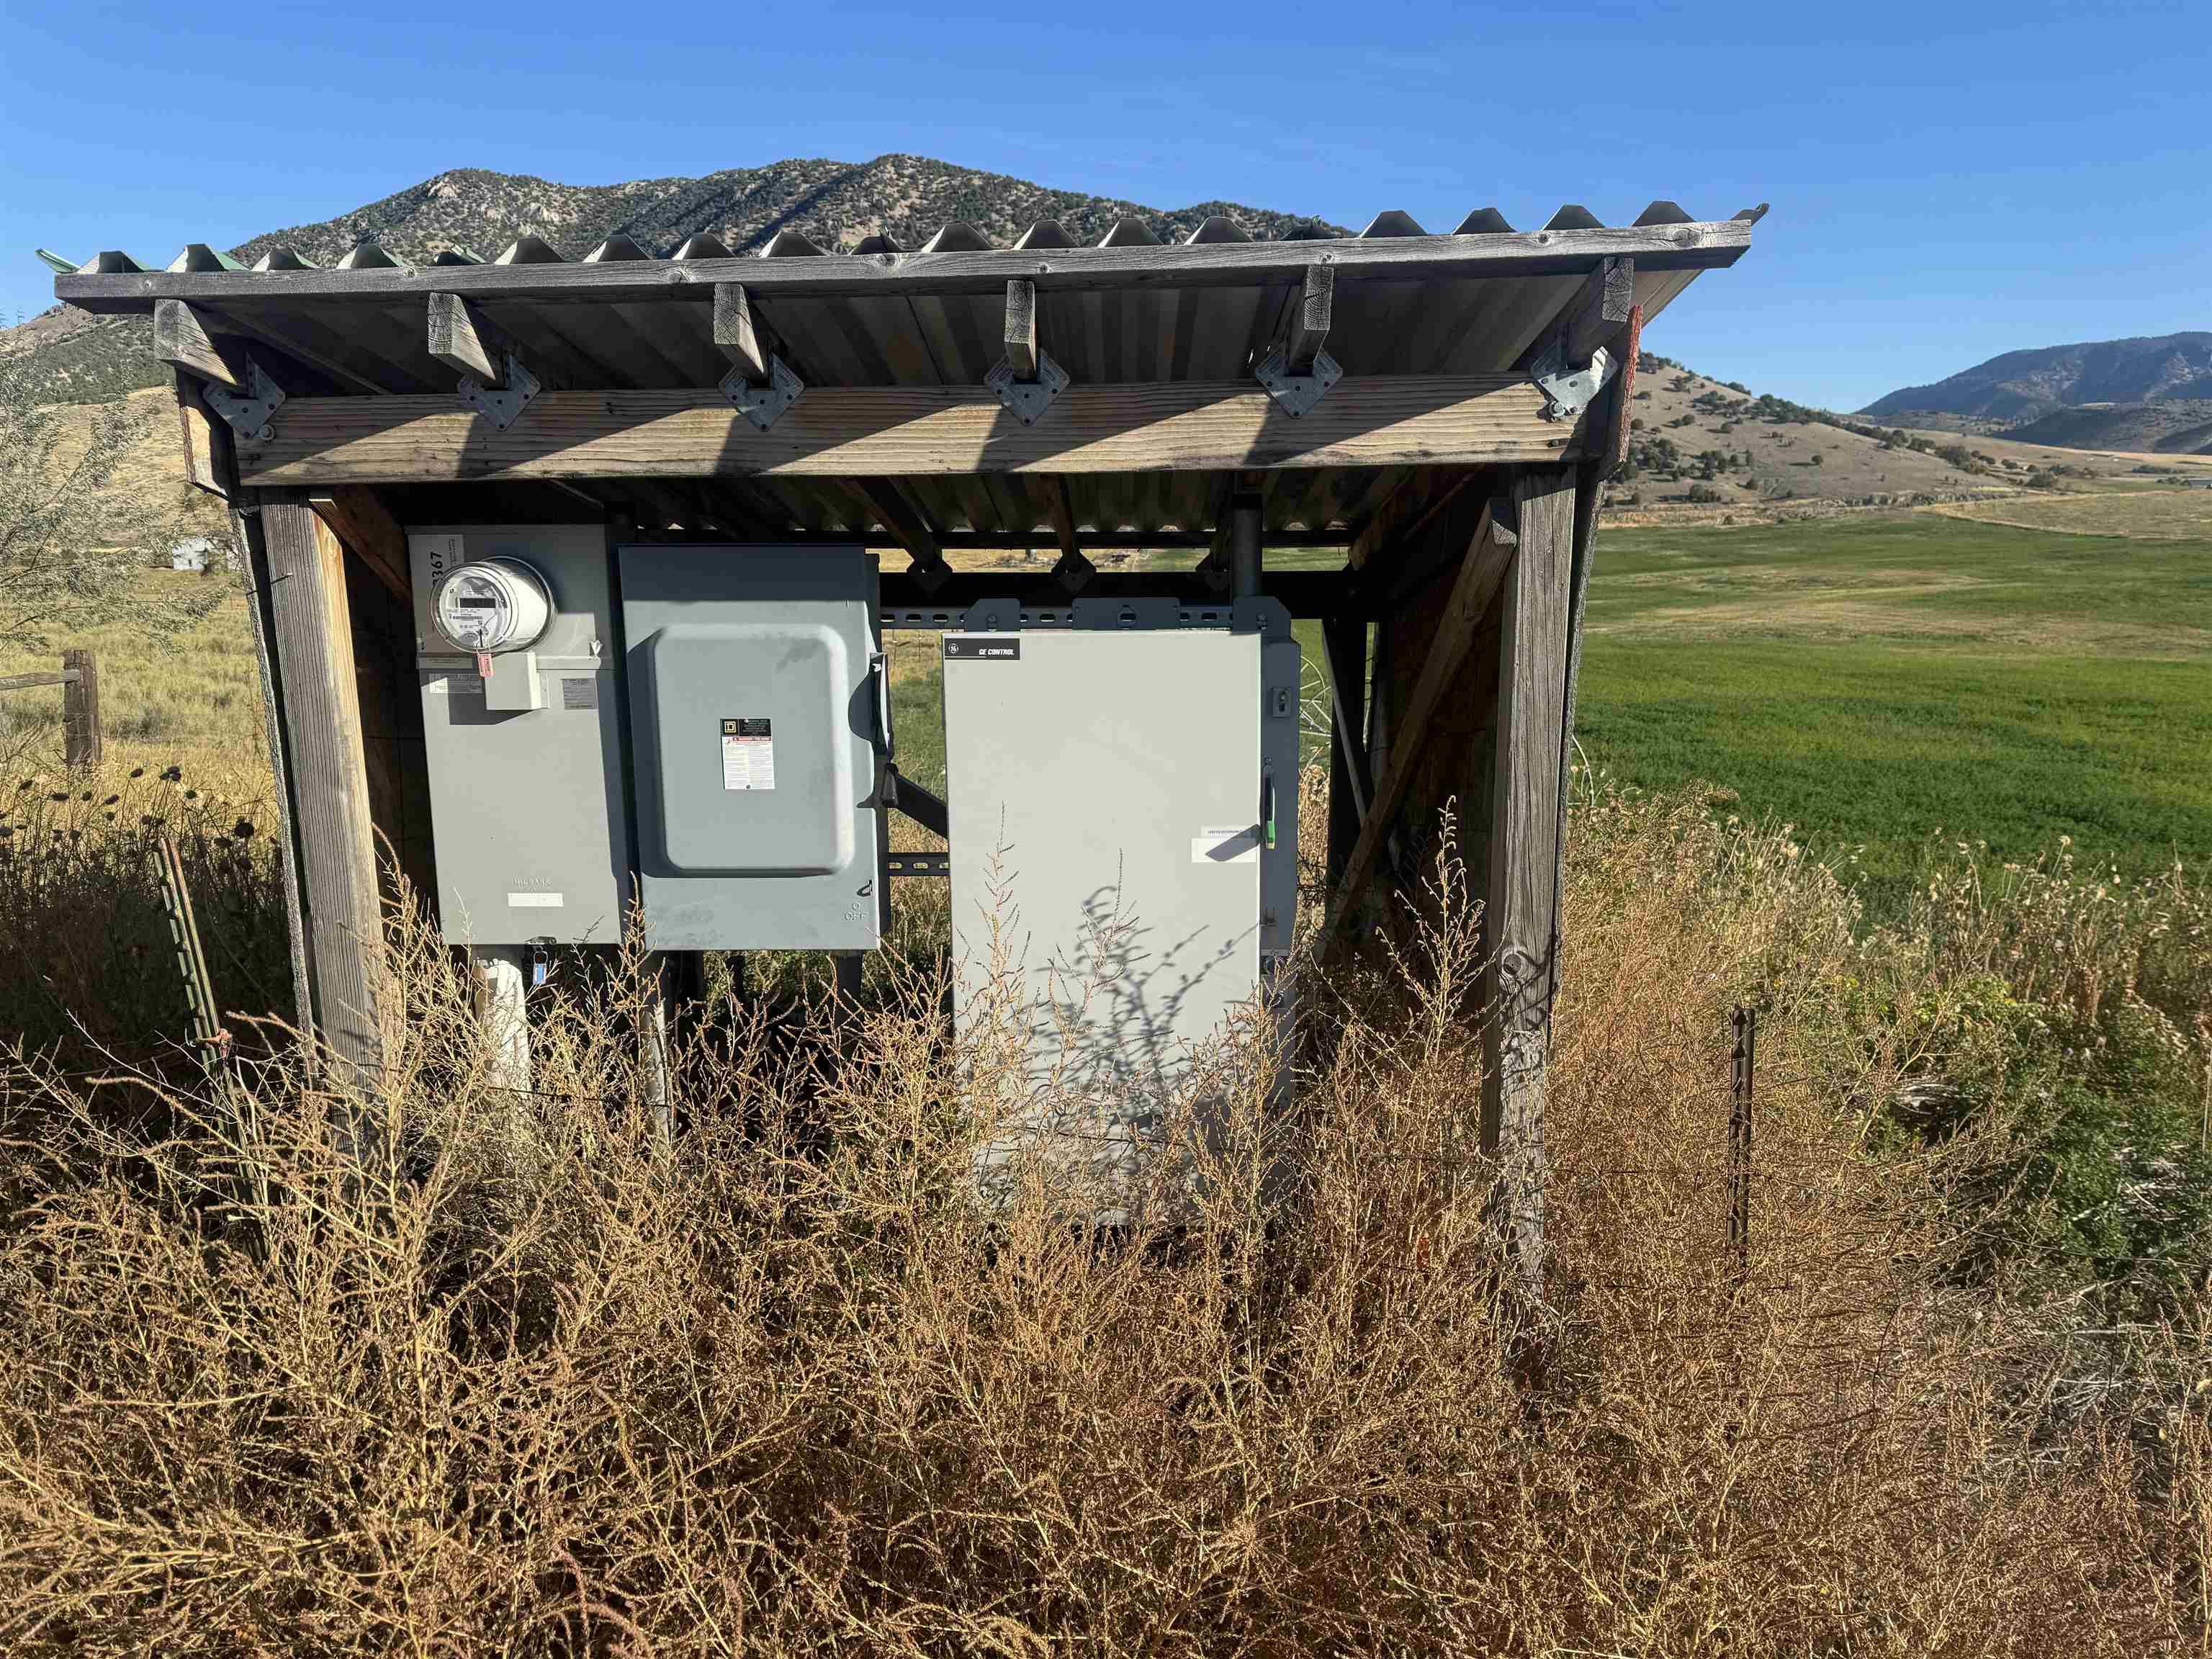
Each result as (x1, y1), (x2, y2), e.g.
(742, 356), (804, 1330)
(1999, 400), (2212, 457)
(1860, 333), (2212, 425)
(1, 156), (1341, 405)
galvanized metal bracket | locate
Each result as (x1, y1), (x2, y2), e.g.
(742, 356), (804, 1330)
(201, 361), (286, 444)
(1254, 344), (1341, 418)
(984, 349), (1069, 425)
(1530, 339), (1617, 423)
(719, 354), (804, 431)
(459, 353), (541, 430)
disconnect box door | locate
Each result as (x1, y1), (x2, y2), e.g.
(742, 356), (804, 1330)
(620, 545), (886, 950)
(945, 628), (1264, 1113)
(410, 524), (629, 947)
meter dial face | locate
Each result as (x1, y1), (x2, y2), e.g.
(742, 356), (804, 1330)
(436, 568), (513, 650)
(432, 559), (551, 654)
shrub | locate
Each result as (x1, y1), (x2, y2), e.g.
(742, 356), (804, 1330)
(0, 786), (2202, 1652)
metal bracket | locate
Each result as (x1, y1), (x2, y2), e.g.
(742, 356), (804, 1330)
(719, 353), (804, 430)
(202, 361), (286, 443)
(1530, 339), (1617, 422)
(984, 349), (1069, 425)
(459, 352), (541, 430)
(1254, 344), (1342, 418)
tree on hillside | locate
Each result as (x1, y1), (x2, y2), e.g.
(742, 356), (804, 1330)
(0, 370), (223, 648)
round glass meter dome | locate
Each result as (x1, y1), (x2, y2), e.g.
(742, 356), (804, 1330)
(431, 558), (552, 654)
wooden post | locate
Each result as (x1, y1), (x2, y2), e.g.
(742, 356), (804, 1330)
(1482, 467), (1578, 1289)
(256, 493), (386, 1094)
(60, 649), (100, 767)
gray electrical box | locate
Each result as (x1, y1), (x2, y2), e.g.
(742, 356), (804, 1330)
(410, 524), (630, 945)
(943, 598), (1300, 1154)
(620, 544), (889, 951)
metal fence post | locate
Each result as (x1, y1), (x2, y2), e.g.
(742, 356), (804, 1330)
(1729, 1004), (1756, 1286)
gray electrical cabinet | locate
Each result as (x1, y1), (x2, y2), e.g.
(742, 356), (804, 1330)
(943, 598), (1300, 1157)
(410, 524), (630, 946)
(619, 544), (889, 951)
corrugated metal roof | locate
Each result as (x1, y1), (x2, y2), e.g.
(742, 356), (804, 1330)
(57, 200), (1763, 543)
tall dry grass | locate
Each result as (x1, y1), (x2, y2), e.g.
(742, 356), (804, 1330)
(0, 779), (2206, 1653)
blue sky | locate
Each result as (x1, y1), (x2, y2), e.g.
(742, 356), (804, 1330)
(4, 0), (2205, 412)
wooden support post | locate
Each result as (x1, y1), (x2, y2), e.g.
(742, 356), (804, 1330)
(256, 493), (387, 1094)
(1482, 467), (1578, 1291)
(1319, 616), (1369, 884)
(60, 649), (100, 768)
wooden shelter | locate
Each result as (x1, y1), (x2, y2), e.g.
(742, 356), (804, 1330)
(56, 199), (1761, 1217)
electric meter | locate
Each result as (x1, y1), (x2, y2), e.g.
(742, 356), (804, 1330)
(432, 558), (553, 654)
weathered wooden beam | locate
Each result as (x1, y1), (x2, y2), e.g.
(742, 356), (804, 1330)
(236, 374), (1581, 486)
(168, 369), (233, 496)
(1045, 476), (1080, 558)
(1551, 256), (1637, 367)
(1004, 278), (1039, 380)
(1483, 467), (1578, 1287)
(1324, 500), (1513, 939)
(713, 282), (769, 382)
(1285, 263), (1334, 373)
(0, 669), (79, 692)
(308, 486), (410, 603)
(428, 292), (509, 386)
(152, 298), (254, 390)
(56, 219), (1756, 313)
(257, 493), (387, 1094)
(855, 479), (945, 574)
(1600, 305), (1644, 477)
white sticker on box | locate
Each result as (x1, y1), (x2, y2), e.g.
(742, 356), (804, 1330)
(1191, 824), (1260, 864)
(721, 716), (775, 791)
(507, 891), (564, 908)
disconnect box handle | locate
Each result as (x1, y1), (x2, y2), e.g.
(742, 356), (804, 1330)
(871, 652), (893, 756)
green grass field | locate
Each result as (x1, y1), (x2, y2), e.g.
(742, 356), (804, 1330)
(1576, 510), (2212, 899)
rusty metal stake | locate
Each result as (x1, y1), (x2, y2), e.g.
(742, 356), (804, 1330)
(1730, 1004), (1756, 1287)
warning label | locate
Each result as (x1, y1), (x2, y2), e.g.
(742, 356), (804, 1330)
(721, 716), (774, 791)
(560, 675), (598, 710)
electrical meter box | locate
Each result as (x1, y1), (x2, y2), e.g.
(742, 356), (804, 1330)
(410, 524), (630, 945)
(943, 598), (1300, 1134)
(619, 544), (889, 951)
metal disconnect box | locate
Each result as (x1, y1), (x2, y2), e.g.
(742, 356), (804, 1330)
(410, 524), (630, 945)
(943, 599), (1300, 1151)
(619, 544), (889, 951)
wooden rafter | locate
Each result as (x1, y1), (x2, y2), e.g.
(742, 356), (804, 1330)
(153, 299), (254, 390)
